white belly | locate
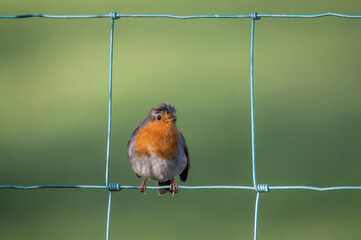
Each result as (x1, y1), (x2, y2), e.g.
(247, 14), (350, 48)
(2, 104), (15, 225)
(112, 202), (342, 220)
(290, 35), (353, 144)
(128, 145), (187, 181)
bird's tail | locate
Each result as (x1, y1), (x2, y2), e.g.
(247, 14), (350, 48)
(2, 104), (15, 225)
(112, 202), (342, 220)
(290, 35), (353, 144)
(157, 180), (171, 196)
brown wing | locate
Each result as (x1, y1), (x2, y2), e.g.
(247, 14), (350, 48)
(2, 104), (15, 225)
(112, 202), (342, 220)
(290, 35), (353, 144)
(179, 132), (190, 182)
(127, 124), (140, 148)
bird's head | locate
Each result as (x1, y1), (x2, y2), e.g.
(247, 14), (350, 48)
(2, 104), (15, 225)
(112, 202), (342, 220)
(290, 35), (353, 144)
(149, 103), (177, 123)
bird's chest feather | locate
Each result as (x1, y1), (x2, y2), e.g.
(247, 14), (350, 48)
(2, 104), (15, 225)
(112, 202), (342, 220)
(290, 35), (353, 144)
(134, 121), (180, 161)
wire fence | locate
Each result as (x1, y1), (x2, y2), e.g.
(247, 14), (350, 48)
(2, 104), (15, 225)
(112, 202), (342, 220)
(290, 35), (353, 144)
(1, 11), (361, 240)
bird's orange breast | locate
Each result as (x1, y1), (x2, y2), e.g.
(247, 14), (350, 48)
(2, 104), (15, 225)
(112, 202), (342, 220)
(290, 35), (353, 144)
(134, 121), (180, 161)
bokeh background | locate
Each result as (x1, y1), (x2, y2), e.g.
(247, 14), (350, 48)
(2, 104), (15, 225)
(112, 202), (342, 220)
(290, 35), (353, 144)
(1, 0), (361, 239)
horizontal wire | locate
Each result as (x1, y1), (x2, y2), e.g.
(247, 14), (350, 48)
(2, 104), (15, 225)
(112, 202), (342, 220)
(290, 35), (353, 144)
(270, 186), (361, 191)
(1, 184), (361, 191)
(112, 14), (250, 19)
(0, 14), (110, 19)
(0, 185), (107, 190)
(1, 12), (361, 19)
(259, 12), (361, 18)
(119, 185), (256, 190)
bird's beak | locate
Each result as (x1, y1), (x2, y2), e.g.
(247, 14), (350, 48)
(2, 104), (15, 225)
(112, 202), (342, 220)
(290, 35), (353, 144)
(167, 116), (177, 122)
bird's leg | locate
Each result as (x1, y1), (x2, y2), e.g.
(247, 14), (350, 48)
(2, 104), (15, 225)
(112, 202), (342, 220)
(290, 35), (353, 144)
(140, 178), (148, 196)
(169, 178), (178, 198)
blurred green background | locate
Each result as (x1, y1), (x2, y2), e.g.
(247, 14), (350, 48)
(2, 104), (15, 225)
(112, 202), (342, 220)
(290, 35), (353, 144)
(1, 0), (361, 239)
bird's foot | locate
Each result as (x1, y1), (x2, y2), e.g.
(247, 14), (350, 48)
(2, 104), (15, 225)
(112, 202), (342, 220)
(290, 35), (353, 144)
(140, 178), (148, 196)
(170, 180), (178, 198)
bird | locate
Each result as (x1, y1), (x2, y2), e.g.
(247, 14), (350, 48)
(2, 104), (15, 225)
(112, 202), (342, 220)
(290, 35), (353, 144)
(127, 103), (190, 197)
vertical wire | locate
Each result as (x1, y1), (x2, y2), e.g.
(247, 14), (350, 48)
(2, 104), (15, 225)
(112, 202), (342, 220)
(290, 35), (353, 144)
(105, 17), (115, 186)
(106, 191), (113, 240)
(250, 18), (257, 188)
(253, 192), (260, 240)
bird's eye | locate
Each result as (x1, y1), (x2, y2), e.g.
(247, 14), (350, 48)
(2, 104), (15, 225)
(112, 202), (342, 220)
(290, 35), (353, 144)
(157, 115), (162, 120)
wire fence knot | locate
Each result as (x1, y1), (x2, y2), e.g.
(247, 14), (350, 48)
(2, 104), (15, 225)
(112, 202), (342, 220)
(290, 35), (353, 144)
(251, 12), (261, 20)
(256, 184), (270, 193)
(110, 12), (119, 19)
(108, 183), (121, 191)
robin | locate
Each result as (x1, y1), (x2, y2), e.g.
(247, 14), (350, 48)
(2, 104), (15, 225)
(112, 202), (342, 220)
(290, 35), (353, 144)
(127, 103), (190, 197)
